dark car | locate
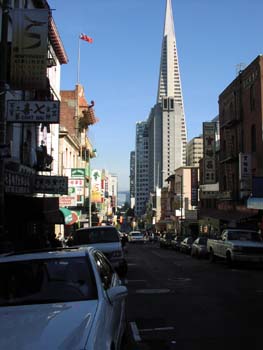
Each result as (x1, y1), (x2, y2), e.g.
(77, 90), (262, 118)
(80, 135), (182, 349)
(171, 236), (183, 251)
(191, 237), (208, 258)
(180, 237), (194, 254)
(159, 232), (175, 248)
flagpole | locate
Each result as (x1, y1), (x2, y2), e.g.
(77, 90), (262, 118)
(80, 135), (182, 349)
(77, 35), (80, 84)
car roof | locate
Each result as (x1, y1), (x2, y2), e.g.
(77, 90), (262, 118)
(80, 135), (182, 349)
(0, 247), (94, 263)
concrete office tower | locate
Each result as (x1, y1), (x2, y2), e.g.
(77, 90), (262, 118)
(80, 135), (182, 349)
(129, 151), (135, 208)
(135, 122), (149, 216)
(148, 0), (187, 191)
(186, 137), (203, 167)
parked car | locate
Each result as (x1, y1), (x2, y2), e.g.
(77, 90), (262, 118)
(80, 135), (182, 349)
(159, 232), (175, 248)
(171, 235), (183, 251)
(180, 237), (194, 254)
(67, 226), (127, 277)
(207, 228), (263, 266)
(191, 237), (208, 258)
(0, 247), (128, 350)
(128, 231), (145, 243)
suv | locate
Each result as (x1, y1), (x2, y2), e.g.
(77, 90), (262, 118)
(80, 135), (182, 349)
(67, 226), (128, 277)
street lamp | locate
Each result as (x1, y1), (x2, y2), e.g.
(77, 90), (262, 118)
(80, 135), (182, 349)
(88, 148), (96, 227)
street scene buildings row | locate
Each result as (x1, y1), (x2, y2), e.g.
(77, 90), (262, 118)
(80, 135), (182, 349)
(130, 0), (263, 237)
(0, 0), (119, 249)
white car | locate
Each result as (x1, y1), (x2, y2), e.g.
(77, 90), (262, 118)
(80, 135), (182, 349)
(128, 231), (145, 243)
(0, 247), (128, 350)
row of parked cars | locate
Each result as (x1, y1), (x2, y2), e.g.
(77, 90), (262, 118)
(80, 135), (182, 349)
(0, 225), (129, 350)
(159, 233), (208, 258)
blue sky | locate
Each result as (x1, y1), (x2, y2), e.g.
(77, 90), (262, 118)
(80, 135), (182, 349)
(49, 0), (263, 191)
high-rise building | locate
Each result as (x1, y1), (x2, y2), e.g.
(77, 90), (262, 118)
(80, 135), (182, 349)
(186, 137), (203, 167)
(147, 0), (187, 191)
(135, 122), (149, 216)
(129, 151), (135, 208)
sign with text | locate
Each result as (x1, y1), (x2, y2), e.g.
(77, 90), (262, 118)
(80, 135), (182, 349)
(59, 196), (76, 207)
(91, 169), (102, 203)
(203, 122), (216, 184)
(191, 168), (199, 207)
(71, 168), (85, 178)
(10, 9), (48, 89)
(7, 101), (60, 123)
(34, 176), (68, 194)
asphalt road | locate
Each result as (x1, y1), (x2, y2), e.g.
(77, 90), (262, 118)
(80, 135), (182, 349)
(123, 241), (263, 350)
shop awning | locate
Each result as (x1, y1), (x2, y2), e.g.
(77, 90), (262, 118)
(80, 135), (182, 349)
(59, 208), (80, 226)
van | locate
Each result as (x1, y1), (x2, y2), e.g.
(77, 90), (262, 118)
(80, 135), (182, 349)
(67, 226), (128, 277)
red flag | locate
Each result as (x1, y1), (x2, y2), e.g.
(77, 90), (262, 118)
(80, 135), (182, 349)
(80, 33), (93, 43)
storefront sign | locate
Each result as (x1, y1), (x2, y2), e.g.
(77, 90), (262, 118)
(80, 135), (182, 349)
(71, 168), (85, 178)
(59, 196), (76, 207)
(5, 169), (34, 194)
(34, 176), (68, 194)
(203, 122), (216, 184)
(91, 169), (102, 203)
(191, 168), (198, 206)
(7, 101), (60, 123)
(10, 9), (48, 89)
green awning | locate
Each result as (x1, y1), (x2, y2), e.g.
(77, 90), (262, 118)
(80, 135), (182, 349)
(59, 208), (73, 225)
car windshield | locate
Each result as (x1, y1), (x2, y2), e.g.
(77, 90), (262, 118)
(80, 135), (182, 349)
(132, 232), (143, 236)
(0, 257), (98, 306)
(71, 228), (120, 245)
(228, 231), (261, 242)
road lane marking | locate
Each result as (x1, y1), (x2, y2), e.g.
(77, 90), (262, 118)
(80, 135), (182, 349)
(140, 326), (175, 332)
(135, 288), (170, 294)
(130, 321), (141, 342)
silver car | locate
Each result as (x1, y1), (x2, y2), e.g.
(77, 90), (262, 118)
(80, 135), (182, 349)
(191, 237), (208, 258)
(128, 231), (145, 243)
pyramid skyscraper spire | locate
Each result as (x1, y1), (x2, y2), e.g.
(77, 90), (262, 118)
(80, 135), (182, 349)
(157, 0), (185, 113)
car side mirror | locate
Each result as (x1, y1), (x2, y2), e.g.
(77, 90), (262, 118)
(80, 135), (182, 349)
(107, 285), (128, 304)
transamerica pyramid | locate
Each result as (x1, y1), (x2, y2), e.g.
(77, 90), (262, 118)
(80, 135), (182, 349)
(147, 0), (187, 191)
(157, 0), (186, 112)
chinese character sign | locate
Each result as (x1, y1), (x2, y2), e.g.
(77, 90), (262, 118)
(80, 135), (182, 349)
(203, 122), (216, 184)
(91, 169), (102, 203)
(7, 101), (60, 123)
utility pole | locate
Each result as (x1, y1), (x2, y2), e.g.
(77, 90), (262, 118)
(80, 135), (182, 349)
(0, 0), (10, 237)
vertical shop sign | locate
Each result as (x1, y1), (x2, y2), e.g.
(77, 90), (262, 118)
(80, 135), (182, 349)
(91, 169), (101, 203)
(203, 122), (216, 184)
(10, 9), (48, 89)
(191, 168), (198, 206)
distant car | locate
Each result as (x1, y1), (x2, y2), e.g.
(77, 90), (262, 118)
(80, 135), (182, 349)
(67, 226), (127, 277)
(159, 232), (175, 248)
(128, 231), (145, 243)
(171, 236), (183, 251)
(0, 247), (128, 350)
(180, 237), (194, 254)
(191, 237), (208, 258)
